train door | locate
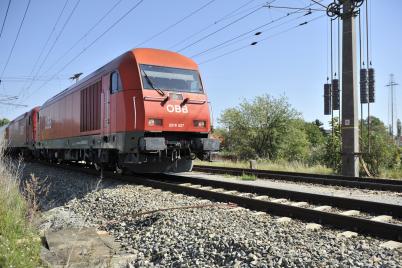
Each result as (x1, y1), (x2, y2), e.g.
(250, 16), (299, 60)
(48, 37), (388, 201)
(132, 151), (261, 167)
(101, 74), (111, 137)
(32, 111), (37, 143)
(26, 116), (30, 144)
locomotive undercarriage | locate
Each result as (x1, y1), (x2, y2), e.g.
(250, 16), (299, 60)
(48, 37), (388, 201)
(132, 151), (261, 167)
(34, 131), (219, 173)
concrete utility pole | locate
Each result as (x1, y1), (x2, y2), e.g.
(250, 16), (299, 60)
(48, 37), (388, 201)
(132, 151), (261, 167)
(386, 74), (398, 136)
(341, 0), (359, 177)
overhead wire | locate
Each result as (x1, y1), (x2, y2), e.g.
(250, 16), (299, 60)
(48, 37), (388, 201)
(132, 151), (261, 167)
(44, 0), (124, 74)
(359, 10), (364, 144)
(0, 0), (12, 40)
(309, 0), (327, 9)
(369, 0), (372, 62)
(0, 0), (32, 79)
(177, 5), (264, 53)
(167, 0), (263, 50)
(366, 0), (371, 152)
(265, 5), (325, 12)
(0, 101), (27, 107)
(337, 16), (341, 128)
(192, 0), (322, 63)
(330, 17), (334, 135)
(25, 0), (145, 99)
(19, 0), (70, 95)
(217, 0), (264, 21)
(31, 0), (81, 81)
(25, 0), (124, 94)
(2, 76), (68, 83)
(191, 1), (318, 58)
(326, 12), (328, 80)
(199, 14), (325, 65)
(135, 0), (217, 47)
(192, 12), (309, 58)
(366, 0), (371, 66)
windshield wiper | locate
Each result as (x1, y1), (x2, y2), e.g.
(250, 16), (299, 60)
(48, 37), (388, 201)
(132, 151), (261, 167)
(141, 69), (165, 96)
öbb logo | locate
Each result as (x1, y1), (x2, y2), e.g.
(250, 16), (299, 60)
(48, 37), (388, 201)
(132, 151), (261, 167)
(166, 104), (188, 113)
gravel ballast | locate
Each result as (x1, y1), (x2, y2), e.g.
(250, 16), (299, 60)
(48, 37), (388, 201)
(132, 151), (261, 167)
(23, 162), (402, 267)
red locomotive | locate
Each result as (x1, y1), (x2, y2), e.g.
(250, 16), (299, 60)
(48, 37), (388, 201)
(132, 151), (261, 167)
(5, 107), (39, 155)
(6, 48), (219, 172)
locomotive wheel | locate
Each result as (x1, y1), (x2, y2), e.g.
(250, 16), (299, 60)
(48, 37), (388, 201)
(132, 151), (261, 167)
(115, 163), (126, 175)
(94, 163), (102, 172)
(170, 159), (193, 172)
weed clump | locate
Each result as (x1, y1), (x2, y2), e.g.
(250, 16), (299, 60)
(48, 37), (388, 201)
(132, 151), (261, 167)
(0, 141), (41, 268)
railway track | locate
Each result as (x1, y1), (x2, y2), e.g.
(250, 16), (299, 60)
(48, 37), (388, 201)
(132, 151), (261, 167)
(192, 165), (402, 192)
(35, 161), (402, 242)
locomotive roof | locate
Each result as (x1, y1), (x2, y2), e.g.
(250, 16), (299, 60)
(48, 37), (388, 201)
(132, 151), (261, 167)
(41, 48), (198, 108)
(9, 106), (40, 124)
(133, 48), (198, 70)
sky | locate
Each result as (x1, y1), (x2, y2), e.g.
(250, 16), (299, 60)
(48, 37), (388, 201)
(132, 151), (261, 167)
(0, 0), (401, 131)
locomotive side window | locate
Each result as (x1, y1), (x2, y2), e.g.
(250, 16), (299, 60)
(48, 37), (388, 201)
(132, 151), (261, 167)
(110, 71), (122, 94)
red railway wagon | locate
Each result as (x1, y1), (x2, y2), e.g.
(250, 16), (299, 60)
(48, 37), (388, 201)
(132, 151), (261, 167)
(0, 124), (8, 143)
(6, 107), (40, 155)
(36, 48), (219, 172)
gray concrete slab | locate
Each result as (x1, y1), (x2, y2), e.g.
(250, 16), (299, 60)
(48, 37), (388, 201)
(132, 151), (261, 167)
(42, 227), (125, 267)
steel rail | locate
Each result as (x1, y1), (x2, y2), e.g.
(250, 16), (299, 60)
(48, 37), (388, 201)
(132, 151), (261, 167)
(129, 175), (402, 242)
(192, 165), (402, 192)
(32, 161), (402, 241)
(153, 173), (402, 217)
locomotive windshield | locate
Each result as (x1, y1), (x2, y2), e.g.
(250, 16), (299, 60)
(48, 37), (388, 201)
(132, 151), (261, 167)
(140, 64), (203, 93)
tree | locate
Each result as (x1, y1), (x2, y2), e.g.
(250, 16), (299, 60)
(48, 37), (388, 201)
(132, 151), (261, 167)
(277, 119), (310, 162)
(303, 120), (326, 165)
(218, 94), (300, 160)
(0, 118), (9, 127)
(304, 120), (326, 147)
(313, 119), (326, 135)
(361, 116), (400, 176)
(323, 117), (341, 173)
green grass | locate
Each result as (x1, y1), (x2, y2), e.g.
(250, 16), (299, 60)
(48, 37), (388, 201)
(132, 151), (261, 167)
(0, 152), (41, 267)
(194, 159), (334, 175)
(378, 168), (402, 180)
(195, 159), (402, 179)
(240, 173), (257, 181)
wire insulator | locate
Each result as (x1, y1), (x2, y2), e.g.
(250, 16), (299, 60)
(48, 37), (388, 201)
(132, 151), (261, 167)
(332, 79), (340, 110)
(360, 68), (368, 103)
(324, 83), (332, 115)
(368, 68), (375, 103)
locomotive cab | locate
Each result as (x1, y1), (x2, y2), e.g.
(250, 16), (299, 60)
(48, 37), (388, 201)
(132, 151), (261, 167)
(121, 49), (219, 172)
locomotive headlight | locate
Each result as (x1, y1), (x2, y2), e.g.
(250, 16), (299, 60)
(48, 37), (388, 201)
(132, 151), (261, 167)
(193, 120), (206, 127)
(148, 118), (163, 126)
